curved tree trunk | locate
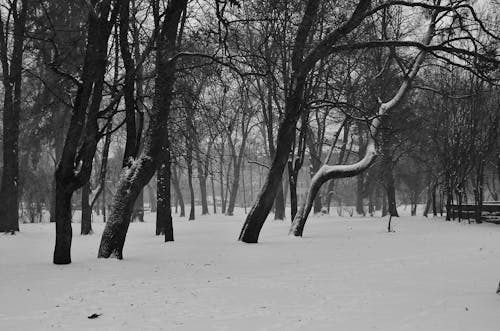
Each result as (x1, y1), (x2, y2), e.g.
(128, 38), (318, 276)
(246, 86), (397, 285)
(289, 14), (436, 236)
(290, 135), (378, 236)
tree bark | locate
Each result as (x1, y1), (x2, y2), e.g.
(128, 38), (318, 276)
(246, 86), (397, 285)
(54, 1), (120, 263)
(219, 148), (226, 214)
(132, 191), (144, 222)
(172, 166), (185, 217)
(211, 163), (217, 213)
(157, 149), (173, 240)
(148, 184), (157, 212)
(384, 164), (399, 217)
(81, 182), (93, 235)
(274, 184), (286, 220)
(356, 175), (366, 216)
(0, 0), (28, 232)
(187, 147), (196, 221)
(98, 0), (187, 259)
(53, 184), (73, 264)
(289, 13), (436, 236)
(196, 148), (210, 215)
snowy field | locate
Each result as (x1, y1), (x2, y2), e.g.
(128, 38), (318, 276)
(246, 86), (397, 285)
(1, 208), (500, 331)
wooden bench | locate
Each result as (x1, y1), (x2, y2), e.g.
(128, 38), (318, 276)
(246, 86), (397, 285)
(449, 202), (500, 224)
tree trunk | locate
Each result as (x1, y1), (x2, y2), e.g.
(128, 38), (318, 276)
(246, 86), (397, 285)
(0, 0), (27, 232)
(289, 170), (298, 220)
(290, 135), (378, 236)
(81, 182), (93, 235)
(239, 0), (375, 243)
(325, 180), (335, 213)
(219, 156), (226, 214)
(445, 178), (453, 221)
(157, 152), (173, 241)
(274, 184), (286, 220)
(432, 184), (437, 216)
(98, 0), (188, 259)
(382, 189), (388, 217)
(172, 167), (185, 217)
(356, 175), (365, 216)
(288, 12), (436, 236)
(385, 168), (399, 217)
(53, 2), (120, 263)
(187, 155), (195, 221)
(132, 190), (144, 222)
(211, 164), (217, 214)
(242, 162), (247, 213)
(238, 89), (302, 242)
(53, 184), (73, 264)
(423, 187), (431, 217)
(98, 156), (154, 258)
(148, 184), (157, 212)
(196, 155), (209, 215)
(226, 160), (241, 216)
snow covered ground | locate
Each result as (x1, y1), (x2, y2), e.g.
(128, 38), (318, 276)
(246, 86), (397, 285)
(1, 208), (500, 330)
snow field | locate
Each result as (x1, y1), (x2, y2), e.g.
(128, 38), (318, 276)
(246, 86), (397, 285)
(1, 208), (500, 330)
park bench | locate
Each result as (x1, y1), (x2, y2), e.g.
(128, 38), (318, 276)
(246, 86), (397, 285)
(449, 201), (500, 224)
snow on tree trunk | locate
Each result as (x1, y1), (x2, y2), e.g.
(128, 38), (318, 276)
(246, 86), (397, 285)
(289, 14), (436, 236)
(98, 157), (155, 258)
(97, 0), (188, 258)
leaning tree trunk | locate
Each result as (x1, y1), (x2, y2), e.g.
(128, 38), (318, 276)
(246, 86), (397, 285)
(81, 182), (93, 235)
(238, 0), (374, 243)
(289, 14), (436, 236)
(98, 0), (188, 259)
(238, 83), (304, 242)
(274, 184), (286, 220)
